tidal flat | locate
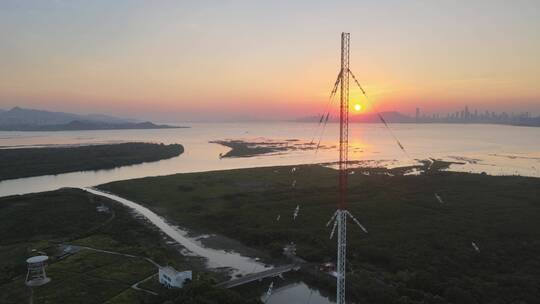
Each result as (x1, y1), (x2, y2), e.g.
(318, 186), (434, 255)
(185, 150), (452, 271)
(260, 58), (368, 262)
(210, 139), (334, 158)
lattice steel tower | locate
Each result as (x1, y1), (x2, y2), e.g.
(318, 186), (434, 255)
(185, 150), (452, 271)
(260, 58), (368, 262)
(337, 32), (350, 304)
(327, 32), (368, 304)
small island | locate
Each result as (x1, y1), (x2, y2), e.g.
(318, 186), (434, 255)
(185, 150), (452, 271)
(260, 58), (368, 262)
(0, 142), (184, 181)
(211, 139), (329, 158)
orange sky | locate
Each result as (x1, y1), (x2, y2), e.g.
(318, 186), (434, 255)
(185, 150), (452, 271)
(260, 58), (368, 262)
(1, 1), (539, 121)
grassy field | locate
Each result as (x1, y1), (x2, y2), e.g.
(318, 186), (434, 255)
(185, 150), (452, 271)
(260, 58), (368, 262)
(0, 188), (257, 304)
(0, 142), (183, 181)
(99, 164), (540, 304)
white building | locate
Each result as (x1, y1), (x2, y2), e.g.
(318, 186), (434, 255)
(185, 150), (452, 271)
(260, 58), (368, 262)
(25, 255), (51, 287)
(158, 266), (192, 288)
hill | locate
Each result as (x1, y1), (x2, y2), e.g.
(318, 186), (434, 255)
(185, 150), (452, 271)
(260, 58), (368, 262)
(0, 107), (184, 131)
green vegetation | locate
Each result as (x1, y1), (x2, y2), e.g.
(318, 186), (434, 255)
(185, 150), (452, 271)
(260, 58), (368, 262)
(99, 164), (540, 304)
(0, 142), (183, 181)
(210, 139), (324, 158)
(0, 188), (257, 304)
(211, 140), (290, 158)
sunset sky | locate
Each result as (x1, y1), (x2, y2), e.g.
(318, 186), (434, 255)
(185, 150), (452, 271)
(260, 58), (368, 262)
(1, 0), (539, 121)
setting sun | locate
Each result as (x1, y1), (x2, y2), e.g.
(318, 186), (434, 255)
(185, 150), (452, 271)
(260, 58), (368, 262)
(354, 103), (363, 112)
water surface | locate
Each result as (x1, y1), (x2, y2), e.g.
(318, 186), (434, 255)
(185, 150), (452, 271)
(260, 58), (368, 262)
(1, 123), (539, 197)
(264, 282), (335, 304)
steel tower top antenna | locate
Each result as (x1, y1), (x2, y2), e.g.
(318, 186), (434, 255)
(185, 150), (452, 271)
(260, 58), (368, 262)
(327, 32), (368, 304)
(339, 32), (350, 210)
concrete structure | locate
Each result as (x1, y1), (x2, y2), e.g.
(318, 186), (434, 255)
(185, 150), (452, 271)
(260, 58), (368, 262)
(215, 264), (300, 289)
(158, 266), (191, 288)
(25, 255), (51, 287)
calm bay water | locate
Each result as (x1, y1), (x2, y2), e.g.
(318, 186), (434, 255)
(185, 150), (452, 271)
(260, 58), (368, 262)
(1, 122), (539, 197)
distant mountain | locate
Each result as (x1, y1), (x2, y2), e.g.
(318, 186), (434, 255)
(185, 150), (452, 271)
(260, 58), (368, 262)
(296, 111), (414, 123)
(351, 111), (414, 123)
(0, 107), (137, 125)
(84, 113), (140, 124)
(0, 107), (185, 131)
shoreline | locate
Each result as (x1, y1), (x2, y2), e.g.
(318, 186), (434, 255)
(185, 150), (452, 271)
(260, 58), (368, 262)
(2, 155), (538, 198)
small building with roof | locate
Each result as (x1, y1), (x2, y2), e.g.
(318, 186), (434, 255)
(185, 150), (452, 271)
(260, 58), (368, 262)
(158, 266), (192, 288)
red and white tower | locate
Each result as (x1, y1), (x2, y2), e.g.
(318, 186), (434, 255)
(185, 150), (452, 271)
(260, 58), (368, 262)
(327, 32), (368, 304)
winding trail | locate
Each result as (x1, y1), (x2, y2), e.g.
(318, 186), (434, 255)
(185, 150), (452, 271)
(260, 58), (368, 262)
(82, 187), (271, 276)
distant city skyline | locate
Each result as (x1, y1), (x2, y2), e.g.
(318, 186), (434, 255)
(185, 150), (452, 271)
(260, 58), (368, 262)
(415, 105), (535, 118)
(413, 105), (539, 126)
(1, 1), (539, 121)
(296, 104), (540, 127)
